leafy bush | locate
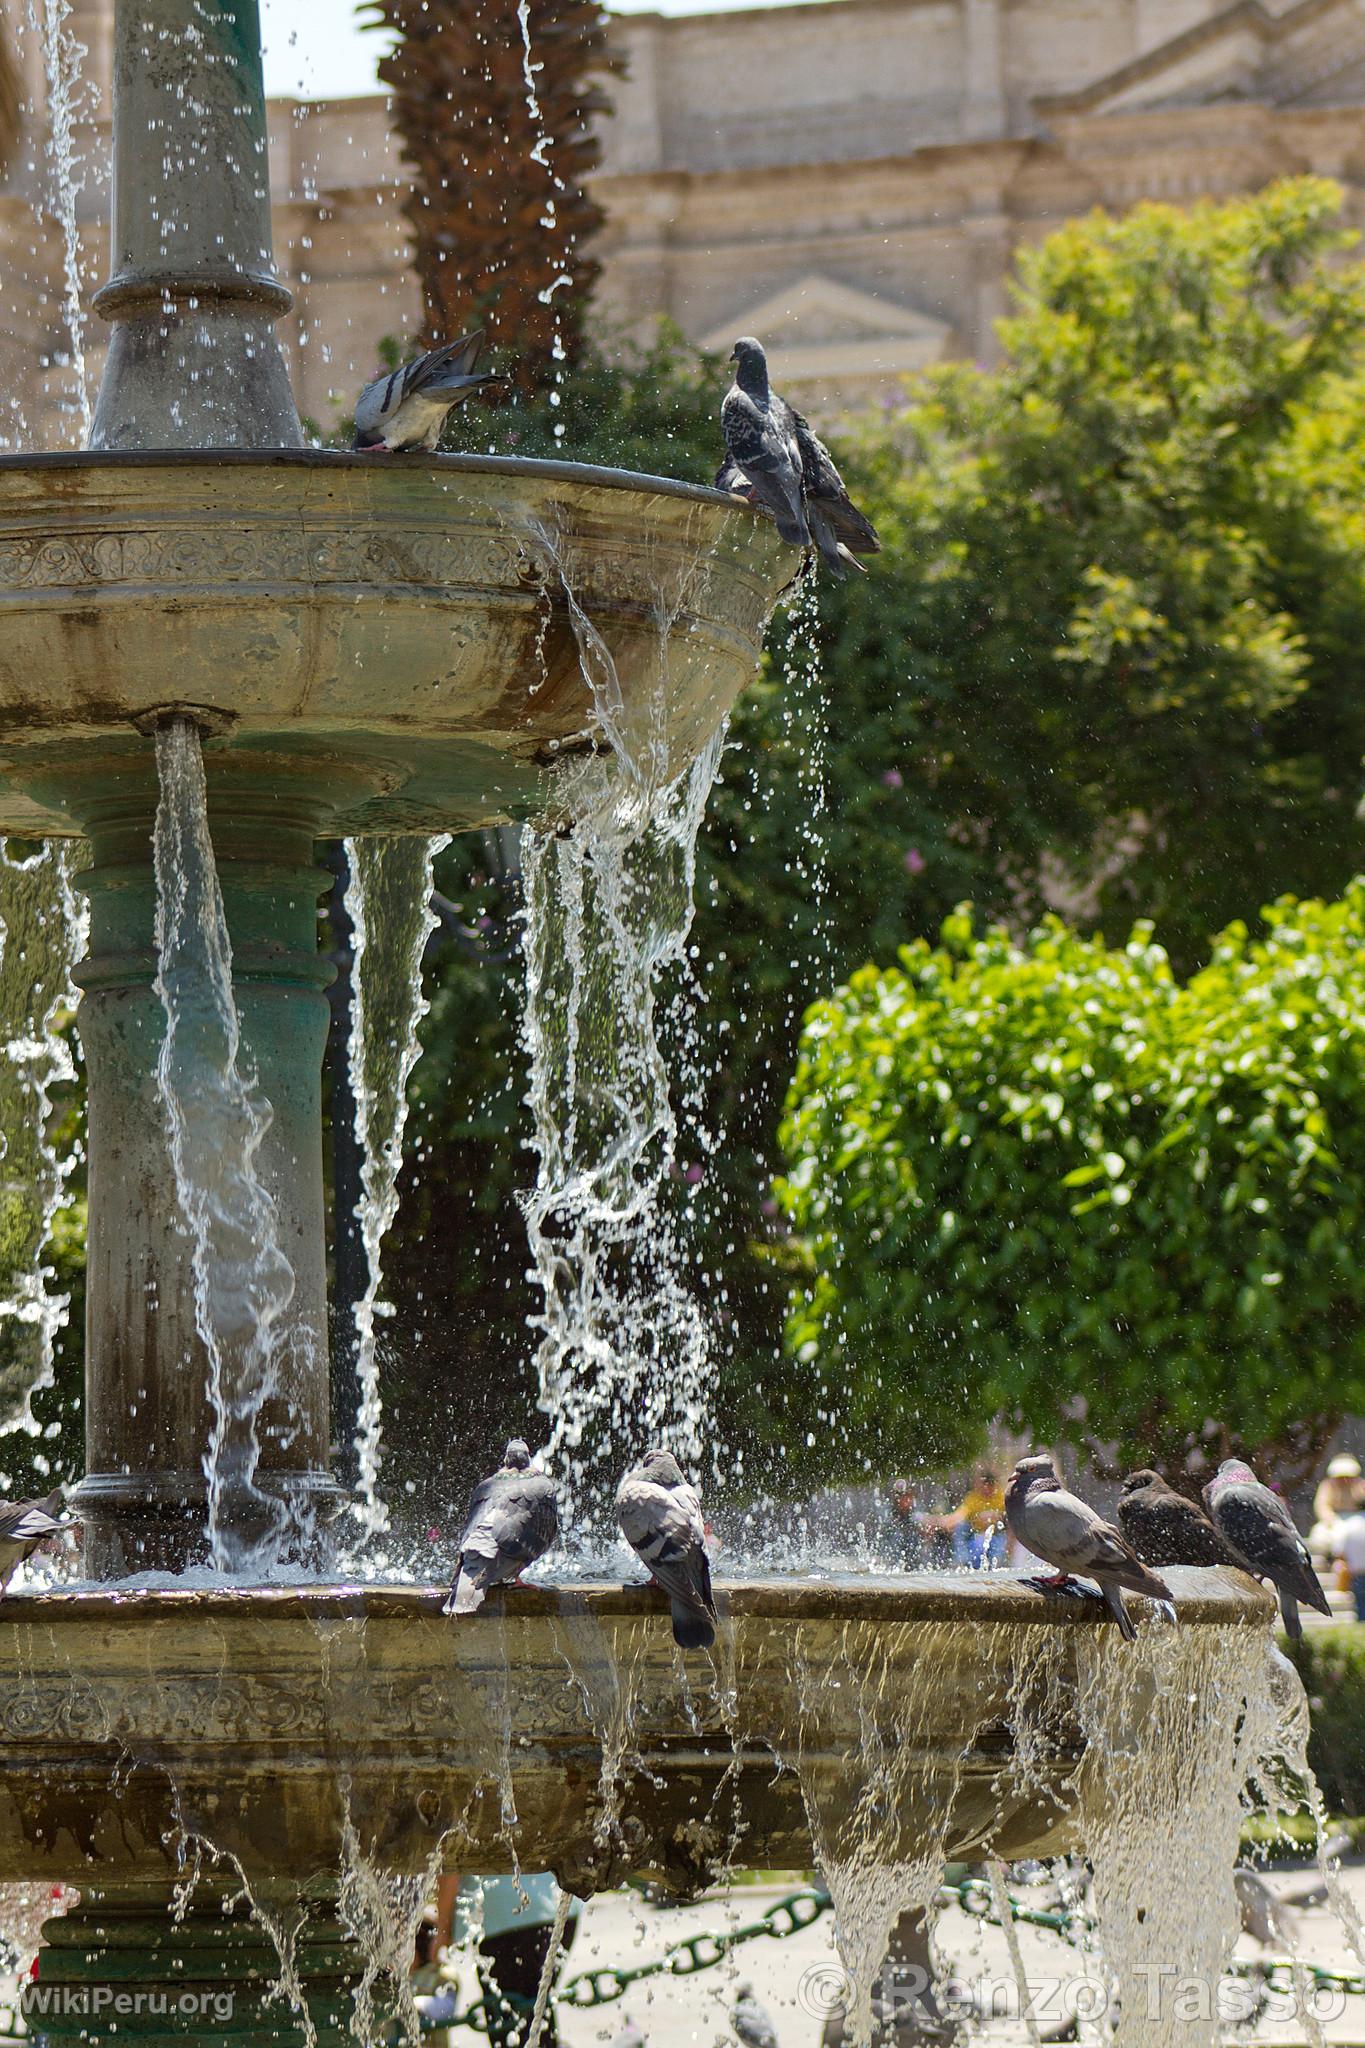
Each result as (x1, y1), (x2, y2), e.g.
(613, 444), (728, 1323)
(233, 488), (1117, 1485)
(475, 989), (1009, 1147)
(1288, 1627), (1365, 1817)
(776, 885), (1365, 1481)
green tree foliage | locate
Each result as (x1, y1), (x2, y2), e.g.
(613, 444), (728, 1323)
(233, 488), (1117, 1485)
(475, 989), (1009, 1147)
(382, 182), (1365, 1495)
(776, 885), (1365, 1484)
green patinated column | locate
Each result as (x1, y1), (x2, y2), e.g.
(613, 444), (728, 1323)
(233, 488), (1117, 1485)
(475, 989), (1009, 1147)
(32, 1886), (360, 2045)
(68, 779), (340, 1572)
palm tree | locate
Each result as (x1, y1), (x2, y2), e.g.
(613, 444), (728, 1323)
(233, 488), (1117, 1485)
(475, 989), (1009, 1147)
(362, 0), (616, 399)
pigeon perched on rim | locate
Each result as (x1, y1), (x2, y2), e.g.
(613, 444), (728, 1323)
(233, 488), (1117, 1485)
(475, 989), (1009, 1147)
(0, 1488), (72, 1591)
(353, 331), (498, 452)
(1117, 1469), (1235, 1569)
(721, 338), (809, 551)
(1203, 1458), (1330, 1641)
(441, 1439), (558, 1617)
(616, 1448), (717, 1650)
(734, 1981), (779, 2048)
(719, 339), (879, 578)
(1005, 1454), (1174, 1641)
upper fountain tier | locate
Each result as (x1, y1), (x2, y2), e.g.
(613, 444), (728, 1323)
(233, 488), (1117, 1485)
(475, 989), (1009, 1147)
(0, 451), (790, 840)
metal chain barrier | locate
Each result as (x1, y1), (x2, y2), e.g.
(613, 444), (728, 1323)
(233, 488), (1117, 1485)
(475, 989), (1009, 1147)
(414, 1874), (1365, 2033)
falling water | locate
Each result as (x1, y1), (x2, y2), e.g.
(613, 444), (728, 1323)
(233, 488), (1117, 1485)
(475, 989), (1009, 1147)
(342, 834), (449, 1530)
(515, 0), (573, 436)
(151, 719), (297, 1571)
(777, 571), (830, 985)
(0, 838), (86, 1451)
(518, 519), (730, 1516)
(23, 0), (91, 442)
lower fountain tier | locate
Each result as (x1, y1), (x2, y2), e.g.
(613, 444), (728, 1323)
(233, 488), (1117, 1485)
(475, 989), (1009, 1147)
(0, 451), (791, 838)
(0, 1572), (1271, 1892)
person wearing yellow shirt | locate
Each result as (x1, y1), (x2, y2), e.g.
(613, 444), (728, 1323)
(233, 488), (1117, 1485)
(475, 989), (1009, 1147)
(934, 1462), (1007, 1569)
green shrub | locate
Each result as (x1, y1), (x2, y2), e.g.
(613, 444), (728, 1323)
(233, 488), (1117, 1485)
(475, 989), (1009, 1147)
(1288, 1626), (1365, 1817)
(776, 884), (1365, 1479)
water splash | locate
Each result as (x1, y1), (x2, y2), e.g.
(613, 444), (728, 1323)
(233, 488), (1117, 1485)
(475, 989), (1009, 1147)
(517, 520), (729, 1521)
(342, 834), (449, 1531)
(23, 0), (91, 442)
(777, 571), (829, 988)
(151, 718), (296, 1571)
(0, 838), (86, 1450)
(515, 0), (573, 437)
(1073, 1619), (1281, 2048)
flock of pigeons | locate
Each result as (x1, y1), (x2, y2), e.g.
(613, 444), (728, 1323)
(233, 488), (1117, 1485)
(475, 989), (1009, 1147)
(0, 1447), (1328, 1651)
(444, 1442), (1329, 1652)
(352, 332), (880, 583)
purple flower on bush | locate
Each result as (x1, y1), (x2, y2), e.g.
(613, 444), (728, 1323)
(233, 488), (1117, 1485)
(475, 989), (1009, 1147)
(683, 1163), (704, 1185)
(904, 846), (926, 875)
(882, 768), (903, 789)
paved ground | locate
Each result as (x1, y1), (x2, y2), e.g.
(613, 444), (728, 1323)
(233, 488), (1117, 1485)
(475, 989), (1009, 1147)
(428, 1863), (1365, 2048)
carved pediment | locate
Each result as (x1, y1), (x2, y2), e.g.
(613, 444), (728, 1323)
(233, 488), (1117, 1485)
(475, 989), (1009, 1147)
(701, 276), (951, 384)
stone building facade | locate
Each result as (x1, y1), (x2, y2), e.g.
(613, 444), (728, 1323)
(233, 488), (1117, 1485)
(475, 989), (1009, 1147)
(6, 0), (1365, 441)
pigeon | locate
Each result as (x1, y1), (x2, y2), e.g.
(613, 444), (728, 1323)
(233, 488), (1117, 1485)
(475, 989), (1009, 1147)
(1203, 1458), (1330, 1641)
(1117, 1469), (1235, 1568)
(720, 338), (811, 551)
(0, 1488), (72, 1590)
(1004, 1454), (1174, 1642)
(790, 407), (881, 575)
(1234, 1867), (1301, 1950)
(610, 2020), (647, 2048)
(616, 1448), (717, 1650)
(441, 1440), (558, 1617)
(734, 1982), (779, 2048)
(353, 332), (497, 452)
(718, 421), (880, 578)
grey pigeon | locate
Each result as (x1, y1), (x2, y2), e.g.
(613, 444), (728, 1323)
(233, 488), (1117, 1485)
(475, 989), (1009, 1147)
(734, 1982), (779, 2048)
(719, 341), (877, 578)
(353, 331), (497, 451)
(721, 338), (810, 551)
(1005, 1454), (1174, 1641)
(790, 408), (881, 575)
(1203, 1458), (1329, 1641)
(616, 1448), (717, 1650)
(441, 1440), (558, 1617)
(0, 1488), (71, 1590)
(1234, 1867), (1301, 1949)
(611, 2019), (647, 2048)
(1117, 1469), (1235, 1568)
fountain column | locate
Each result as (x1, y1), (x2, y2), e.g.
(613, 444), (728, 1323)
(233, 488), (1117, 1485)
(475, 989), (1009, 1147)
(89, 0), (302, 450)
(71, 778), (338, 1573)
(68, 0), (334, 1567)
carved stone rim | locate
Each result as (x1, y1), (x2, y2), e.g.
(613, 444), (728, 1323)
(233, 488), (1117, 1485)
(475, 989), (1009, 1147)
(5, 1568), (1273, 1630)
(0, 447), (772, 518)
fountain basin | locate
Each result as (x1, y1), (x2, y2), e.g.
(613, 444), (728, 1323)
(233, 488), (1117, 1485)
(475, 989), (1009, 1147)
(0, 1572), (1272, 1894)
(0, 451), (792, 838)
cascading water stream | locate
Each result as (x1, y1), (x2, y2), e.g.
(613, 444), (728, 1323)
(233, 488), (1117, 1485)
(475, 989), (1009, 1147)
(151, 718), (297, 1572)
(0, 838), (86, 1459)
(341, 834), (450, 1531)
(517, 517), (731, 1521)
(23, 0), (91, 443)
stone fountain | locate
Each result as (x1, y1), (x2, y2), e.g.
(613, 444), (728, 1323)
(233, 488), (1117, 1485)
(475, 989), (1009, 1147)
(0, 0), (1272, 2040)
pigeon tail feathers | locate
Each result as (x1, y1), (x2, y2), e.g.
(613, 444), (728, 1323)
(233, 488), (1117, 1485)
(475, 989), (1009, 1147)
(1102, 1580), (1137, 1642)
(670, 1598), (716, 1650)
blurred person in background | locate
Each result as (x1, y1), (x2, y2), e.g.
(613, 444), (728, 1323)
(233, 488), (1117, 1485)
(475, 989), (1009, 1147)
(1311, 1454), (1362, 1567)
(1331, 1482), (1365, 1623)
(432, 1872), (581, 2048)
(934, 1463), (1007, 1570)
